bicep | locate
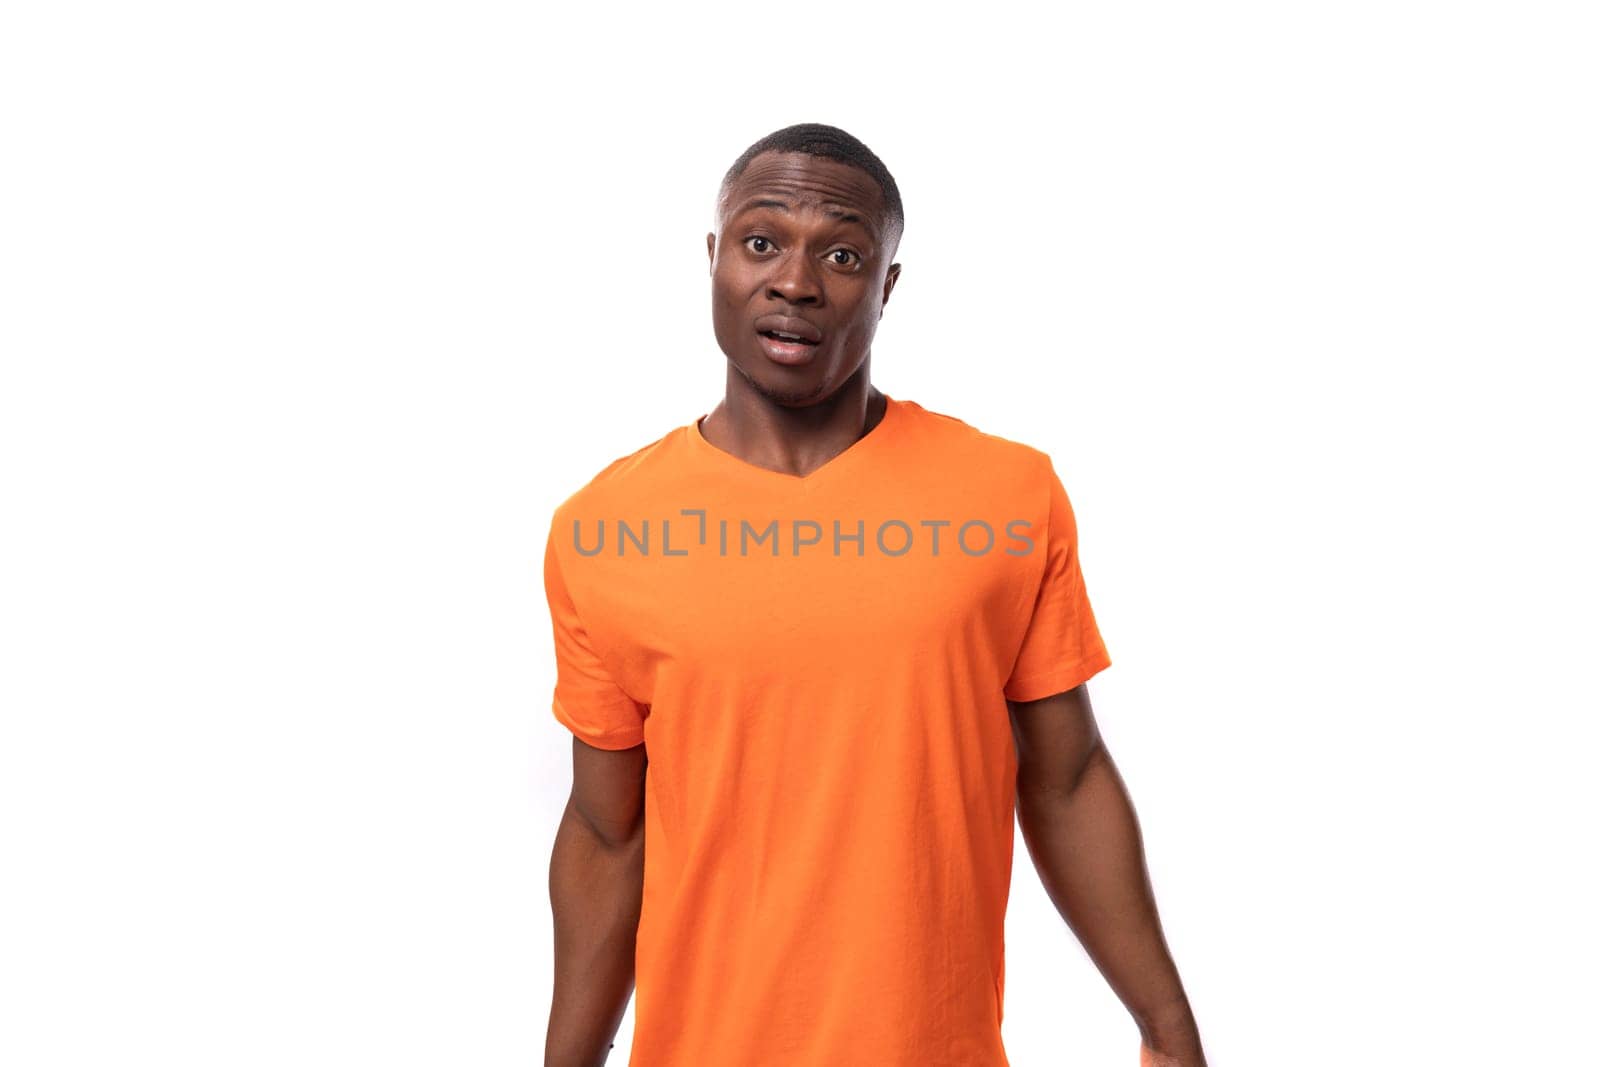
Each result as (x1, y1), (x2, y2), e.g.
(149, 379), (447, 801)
(567, 736), (647, 846)
(1007, 683), (1104, 795)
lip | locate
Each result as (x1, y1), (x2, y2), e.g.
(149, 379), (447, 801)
(757, 331), (820, 367)
(753, 314), (824, 344)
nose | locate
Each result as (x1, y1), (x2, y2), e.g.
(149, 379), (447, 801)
(766, 248), (823, 306)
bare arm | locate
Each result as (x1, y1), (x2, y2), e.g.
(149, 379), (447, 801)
(546, 737), (647, 1067)
(1008, 684), (1206, 1067)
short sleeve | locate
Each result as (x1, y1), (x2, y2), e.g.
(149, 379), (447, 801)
(1002, 456), (1113, 702)
(543, 521), (647, 749)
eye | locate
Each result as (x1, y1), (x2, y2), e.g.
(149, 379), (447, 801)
(829, 249), (861, 268)
(743, 235), (775, 254)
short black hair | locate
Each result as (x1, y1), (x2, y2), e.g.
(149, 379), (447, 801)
(717, 123), (904, 256)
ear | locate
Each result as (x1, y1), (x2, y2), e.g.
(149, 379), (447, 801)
(706, 232), (715, 273)
(880, 262), (902, 311)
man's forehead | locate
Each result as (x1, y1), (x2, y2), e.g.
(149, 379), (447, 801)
(723, 152), (885, 227)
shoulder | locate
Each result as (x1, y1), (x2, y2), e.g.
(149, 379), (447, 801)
(894, 397), (1056, 487)
(548, 422), (689, 527)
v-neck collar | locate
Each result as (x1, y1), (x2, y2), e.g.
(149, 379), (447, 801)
(685, 394), (905, 489)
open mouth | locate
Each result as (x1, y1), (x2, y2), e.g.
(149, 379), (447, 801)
(758, 329), (819, 346)
(753, 315), (824, 364)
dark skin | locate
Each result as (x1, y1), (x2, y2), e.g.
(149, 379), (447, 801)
(1010, 686), (1208, 1067)
(546, 150), (1205, 1066)
(697, 149), (902, 475)
(546, 739), (646, 1067)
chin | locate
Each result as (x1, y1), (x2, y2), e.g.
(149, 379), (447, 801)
(738, 361), (834, 407)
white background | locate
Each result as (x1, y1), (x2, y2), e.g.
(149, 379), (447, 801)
(3, 2), (1596, 1064)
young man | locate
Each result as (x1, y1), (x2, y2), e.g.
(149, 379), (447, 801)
(544, 123), (1206, 1067)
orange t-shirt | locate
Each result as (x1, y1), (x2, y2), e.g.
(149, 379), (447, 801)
(544, 394), (1112, 1066)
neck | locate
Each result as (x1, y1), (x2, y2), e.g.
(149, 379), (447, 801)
(701, 364), (885, 479)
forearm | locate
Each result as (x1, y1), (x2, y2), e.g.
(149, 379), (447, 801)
(1016, 743), (1205, 1064)
(546, 802), (645, 1067)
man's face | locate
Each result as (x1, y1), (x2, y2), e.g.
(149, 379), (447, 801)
(707, 151), (901, 406)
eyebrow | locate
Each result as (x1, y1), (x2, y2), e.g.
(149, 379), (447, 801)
(734, 197), (876, 234)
